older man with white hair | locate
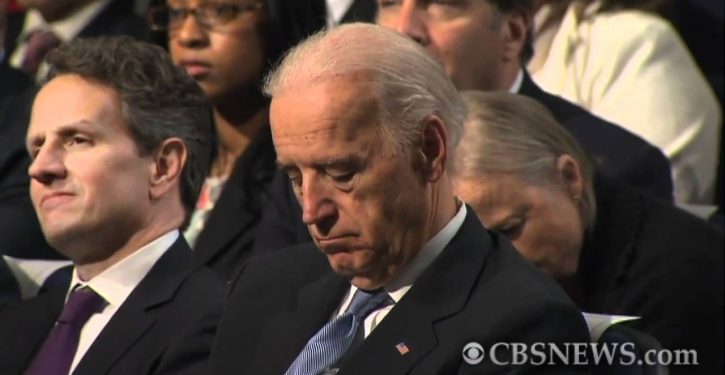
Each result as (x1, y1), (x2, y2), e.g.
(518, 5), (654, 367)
(209, 23), (590, 375)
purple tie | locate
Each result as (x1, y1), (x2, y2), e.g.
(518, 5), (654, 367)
(20, 29), (61, 76)
(24, 287), (106, 375)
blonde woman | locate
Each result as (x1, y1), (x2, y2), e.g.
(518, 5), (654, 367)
(451, 91), (724, 374)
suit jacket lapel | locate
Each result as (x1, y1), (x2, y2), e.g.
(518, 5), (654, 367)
(0, 290), (65, 374)
(253, 270), (349, 375)
(341, 208), (492, 374)
(73, 238), (195, 375)
(194, 129), (276, 268)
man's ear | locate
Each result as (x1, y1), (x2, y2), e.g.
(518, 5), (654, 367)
(417, 115), (448, 182)
(556, 154), (584, 202)
(500, 8), (530, 63)
(149, 137), (187, 201)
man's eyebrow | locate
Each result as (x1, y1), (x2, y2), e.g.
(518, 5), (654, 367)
(26, 120), (94, 151)
(275, 160), (294, 171)
(315, 156), (361, 170)
(26, 134), (45, 153)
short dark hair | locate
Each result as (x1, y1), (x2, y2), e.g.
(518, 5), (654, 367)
(486, 0), (535, 63)
(45, 36), (213, 219)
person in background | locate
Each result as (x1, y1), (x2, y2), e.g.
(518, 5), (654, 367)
(450, 91), (724, 375)
(4, 0), (146, 81)
(1, 0), (68, 299)
(147, 0), (326, 280)
(529, 0), (722, 204)
(0, 36), (224, 375)
(251, 0), (676, 253)
(209, 23), (590, 375)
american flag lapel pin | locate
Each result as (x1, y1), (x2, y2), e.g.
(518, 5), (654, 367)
(396, 342), (410, 355)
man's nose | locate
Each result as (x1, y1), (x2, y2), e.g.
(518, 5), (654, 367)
(300, 178), (338, 235)
(391, 2), (430, 46)
(28, 146), (66, 185)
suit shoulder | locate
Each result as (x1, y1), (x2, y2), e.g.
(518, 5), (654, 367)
(486, 234), (570, 295)
(235, 242), (327, 283)
(633, 197), (723, 266)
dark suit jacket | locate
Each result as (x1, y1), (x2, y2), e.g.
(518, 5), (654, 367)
(0, 236), (226, 375)
(579, 177), (724, 375)
(519, 73), (673, 200)
(211, 208), (591, 374)
(0, 256), (20, 309)
(193, 128), (277, 281)
(4, 0), (147, 59)
(251, 73), (675, 254)
(0, 63), (60, 259)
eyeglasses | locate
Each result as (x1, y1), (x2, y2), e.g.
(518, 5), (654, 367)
(147, 2), (264, 32)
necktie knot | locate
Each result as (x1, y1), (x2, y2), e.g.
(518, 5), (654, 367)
(346, 289), (393, 320)
(285, 289), (394, 375)
(58, 287), (106, 325)
(21, 29), (62, 76)
(24, 286), (105, 375)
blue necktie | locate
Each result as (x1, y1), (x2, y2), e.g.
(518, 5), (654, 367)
(285, 289), (393, 375)
(24, 287), (106, 375)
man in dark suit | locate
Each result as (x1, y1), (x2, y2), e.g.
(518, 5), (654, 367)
(210, 23), (590, 374)
(0, 36), (223, 375)
(377, 0), (673, 199)
(252, 0), (675, 253)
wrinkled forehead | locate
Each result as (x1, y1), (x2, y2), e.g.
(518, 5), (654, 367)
(270, 76), (381, 141)
(28, 75), (122, 135)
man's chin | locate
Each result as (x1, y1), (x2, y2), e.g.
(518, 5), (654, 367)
(327, 259), (386, 290)
(326, 253), (357, 276)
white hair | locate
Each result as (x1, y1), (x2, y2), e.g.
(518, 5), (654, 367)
(451, 91), (597, 227)
(263, 22), (465, 156)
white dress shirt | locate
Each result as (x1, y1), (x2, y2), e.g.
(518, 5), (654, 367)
(9, 0), (111, 81)
(334, 203), (467, 337)
(65, 229), (178, 374)
(509, 68), (524, 94)
(325, 0), (356, 27)
(529, 2), (721, 204)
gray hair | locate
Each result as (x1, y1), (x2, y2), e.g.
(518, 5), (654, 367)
(263, 22), (465, 157)
(450, 91), (596, 227)
(45, 36), (213, 220)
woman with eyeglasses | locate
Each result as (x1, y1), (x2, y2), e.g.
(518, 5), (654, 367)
(450, 91), (724, 374)
(147, 0), (326, 281)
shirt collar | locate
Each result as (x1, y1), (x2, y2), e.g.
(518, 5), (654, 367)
(326, 0), (355, 27)
(67, 230), (179, 307)
(509, 68), (525, 94)
(344, 202), (468, 305)
(19, 0), (112, 43)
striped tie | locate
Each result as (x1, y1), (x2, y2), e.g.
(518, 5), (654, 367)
(285, 289), (393, 375)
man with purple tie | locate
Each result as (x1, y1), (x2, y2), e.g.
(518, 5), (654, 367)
(0, 36), (223, 375)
